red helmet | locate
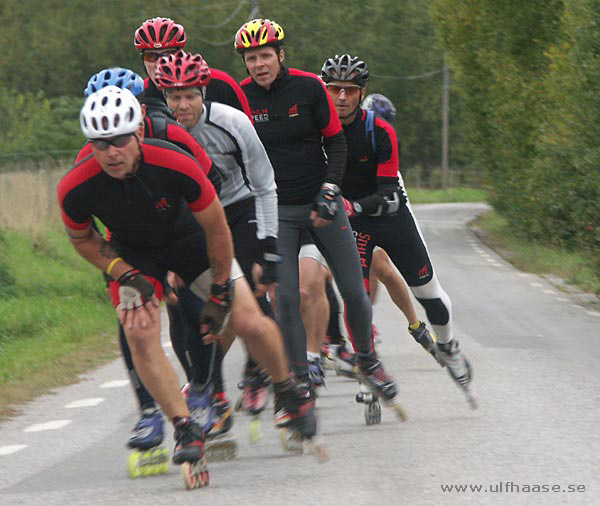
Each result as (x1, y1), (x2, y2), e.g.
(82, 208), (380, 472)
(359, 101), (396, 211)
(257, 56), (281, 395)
(155, 50), (211, 89)
(134, 17), (187, 51)
(234, 18), (284, 53)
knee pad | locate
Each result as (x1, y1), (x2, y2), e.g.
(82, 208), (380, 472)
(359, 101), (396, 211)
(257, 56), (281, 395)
(415, 297), (450, 326)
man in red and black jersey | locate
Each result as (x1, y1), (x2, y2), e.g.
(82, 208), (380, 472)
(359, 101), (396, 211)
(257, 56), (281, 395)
(58, 86), (318, 474)
(234, 19), (399, 406)
(321, 54), (476, 403)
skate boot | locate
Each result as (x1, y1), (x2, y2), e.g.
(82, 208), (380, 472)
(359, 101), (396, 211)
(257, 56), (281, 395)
(408, 321), (445, 366)
(308, 357), (326, 390)
(356, 352), (407, 422)
(273, 379), (327, 461)
(237, 368), (270, 443)
(437, 340), (478, 409)
(126, 408), (169, 478)
(331, 341), (358, 379)
(172, 417), (209, 489)
(182, 382), (215, 434)
(205, 394), (238, 462)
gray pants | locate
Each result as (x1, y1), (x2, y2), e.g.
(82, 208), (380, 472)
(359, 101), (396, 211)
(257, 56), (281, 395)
(276, 198), (373, 378)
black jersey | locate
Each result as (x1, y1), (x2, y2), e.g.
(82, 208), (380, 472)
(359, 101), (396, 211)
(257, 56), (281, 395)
(240, 66), (343, 205)
(341, 109), (400, 200)
(58, 139), (216, 249)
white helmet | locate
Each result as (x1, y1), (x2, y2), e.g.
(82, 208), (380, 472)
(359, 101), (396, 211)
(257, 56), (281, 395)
(80, 85), (142, 139)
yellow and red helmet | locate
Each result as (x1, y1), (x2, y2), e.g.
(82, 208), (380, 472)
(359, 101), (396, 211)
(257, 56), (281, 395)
(234, 18), (284, 53)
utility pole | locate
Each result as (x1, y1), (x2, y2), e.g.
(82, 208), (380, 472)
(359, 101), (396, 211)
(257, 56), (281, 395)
(441, 53), (449, 190)
(249, 0), (261, 18)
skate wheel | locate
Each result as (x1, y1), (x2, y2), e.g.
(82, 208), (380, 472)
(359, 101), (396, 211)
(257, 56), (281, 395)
(278, 428), (303, 454)
(182, 459), (210, 490)
(364, 401), (382, 425)
(205, 438), (238, 462)
(248, 417), (262, 444)
(127, 452), (142, 478)
(391, 402), (408, 422)
(234, 395), (243, 412)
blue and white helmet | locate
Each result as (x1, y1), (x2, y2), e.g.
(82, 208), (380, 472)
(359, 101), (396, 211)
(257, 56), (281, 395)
(80, 86), (142, 139)
(362, 93), (396, 123)
(84, 68), (145, 98)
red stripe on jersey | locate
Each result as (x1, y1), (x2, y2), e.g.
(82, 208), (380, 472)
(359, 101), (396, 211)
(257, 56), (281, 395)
(144, 116), (154, 137)
(288, 69), (343, 139)
(74, 142), (92, 165)
(142, 143), (216, 212)
(210, 68), (253, 121)
(144, 77), (150, 90)
(375, 117), (400, 178)
(240, 76), (252, 87)
(57, 156), (103, 229)
(165, 123), (213, 174)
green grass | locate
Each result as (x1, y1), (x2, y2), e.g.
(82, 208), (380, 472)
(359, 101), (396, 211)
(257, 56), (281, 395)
(471, 211), (600, 299)
(0, 227), (118, 420)
(407, 186), (489, 204)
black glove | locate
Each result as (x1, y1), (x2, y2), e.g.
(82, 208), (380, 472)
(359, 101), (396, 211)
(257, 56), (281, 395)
(116, 269), (155, 309)
(313, 182), (340, 221)
(200, 279), (234, 335)
(258, 236), (282, 284)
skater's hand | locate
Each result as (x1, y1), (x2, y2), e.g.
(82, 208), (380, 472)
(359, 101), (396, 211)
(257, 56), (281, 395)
(200, 280), (234, 342)
(164, 272), (183, 305)
(311, 183), (339, 227)
(252, 263), (277, 299)
(116, 269), (157, 310)
(117, 295), (159, 330)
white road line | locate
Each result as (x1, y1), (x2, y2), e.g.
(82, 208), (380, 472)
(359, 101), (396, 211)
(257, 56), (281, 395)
(0, 444), (27, 456)
(23, 420), (72, 432)
(543, 289), (556, 295)
(530, 282), (544, 288)
(555, 297), (569, 302)
(587, 311), (600, 317)
(65, 398), (105, 409)
(100, 380), (129, 389)
(492, 263), (503, 267)
(162, 341), (173, 348)
(518, 273), (530, 278)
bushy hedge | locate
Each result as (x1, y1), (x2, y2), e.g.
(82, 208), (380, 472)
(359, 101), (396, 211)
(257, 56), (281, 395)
(432, 0), (599, 262)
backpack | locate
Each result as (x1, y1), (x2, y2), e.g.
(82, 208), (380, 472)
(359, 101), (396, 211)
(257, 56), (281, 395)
(365, 110), (377, 152)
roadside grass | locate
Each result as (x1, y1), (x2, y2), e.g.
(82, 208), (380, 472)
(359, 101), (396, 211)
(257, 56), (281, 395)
(407, 186), (489, 204)
(0, 226), (118, 421)
(471, 211), (600, 301)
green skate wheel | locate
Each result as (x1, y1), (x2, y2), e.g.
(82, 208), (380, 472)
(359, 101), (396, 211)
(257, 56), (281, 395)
(248, 417), (262, 444)
(128, 452), (142, 478)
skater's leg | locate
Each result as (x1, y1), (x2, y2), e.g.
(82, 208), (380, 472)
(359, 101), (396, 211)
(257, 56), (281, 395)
(372, 249), (419, 325)
(119, 322), (157, 411)
(119, 304), (189, 421)
(299, 256), (329, 355)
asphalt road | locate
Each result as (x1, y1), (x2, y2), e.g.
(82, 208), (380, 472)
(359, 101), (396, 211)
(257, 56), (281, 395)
(1, 203), (598, 506)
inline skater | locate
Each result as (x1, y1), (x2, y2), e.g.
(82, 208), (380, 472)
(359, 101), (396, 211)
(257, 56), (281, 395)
(78, 67), (229, 462)
(59, 87), (318, 486)
(234, 19), (402, 418)
(320, 54), (476, 407)
(155, 49), (280, 438)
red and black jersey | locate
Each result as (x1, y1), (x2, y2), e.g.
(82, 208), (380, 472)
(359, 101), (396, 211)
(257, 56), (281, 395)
(240, 66), (343, 205)
(341, 109), (400, 200)
(58, 139), (216, 249)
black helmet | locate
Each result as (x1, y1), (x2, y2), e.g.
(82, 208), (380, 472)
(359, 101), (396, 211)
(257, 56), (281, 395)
(320, 54), (369, 87)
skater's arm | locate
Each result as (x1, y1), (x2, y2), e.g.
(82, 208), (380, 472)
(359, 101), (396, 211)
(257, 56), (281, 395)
(192, 198), (233, 286)
(66, 224), (133, 279)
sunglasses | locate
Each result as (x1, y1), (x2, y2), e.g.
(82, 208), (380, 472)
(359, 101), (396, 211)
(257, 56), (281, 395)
(90, 133), (134, 151)
(141, 50), (176, 63)
(327, 84), (362, 96)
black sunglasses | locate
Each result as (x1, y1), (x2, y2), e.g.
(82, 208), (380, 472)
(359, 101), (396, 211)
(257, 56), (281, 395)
(90, 133), (134, 151)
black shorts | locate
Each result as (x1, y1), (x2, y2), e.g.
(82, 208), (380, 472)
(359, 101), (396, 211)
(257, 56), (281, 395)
(350, 206), (433, 287)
